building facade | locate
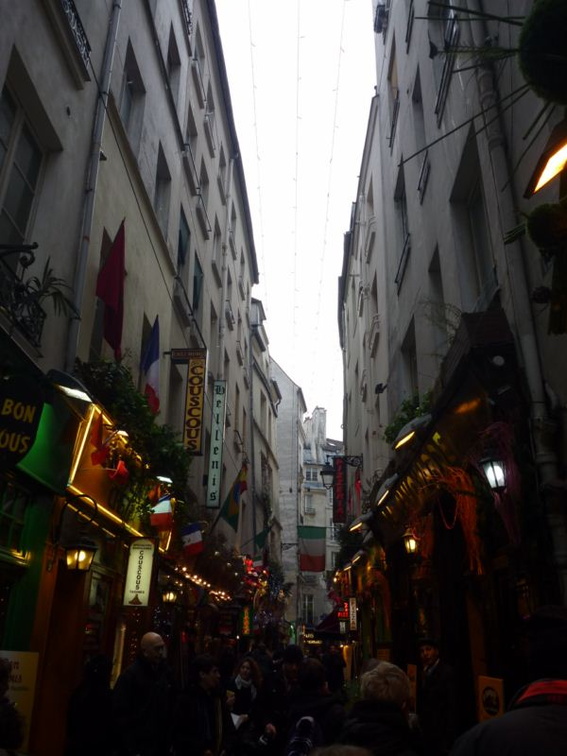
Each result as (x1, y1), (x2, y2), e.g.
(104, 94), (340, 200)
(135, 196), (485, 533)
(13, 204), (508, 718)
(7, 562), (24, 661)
(340, 0), (567, 722)
(0, 1), (280, 752)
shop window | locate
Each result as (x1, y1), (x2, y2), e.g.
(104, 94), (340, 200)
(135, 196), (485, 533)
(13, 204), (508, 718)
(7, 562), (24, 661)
(0, 479), (28, 556)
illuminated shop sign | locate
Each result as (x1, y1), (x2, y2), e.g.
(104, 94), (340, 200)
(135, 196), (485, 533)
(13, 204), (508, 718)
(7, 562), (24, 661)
(123, 538), (155, 607)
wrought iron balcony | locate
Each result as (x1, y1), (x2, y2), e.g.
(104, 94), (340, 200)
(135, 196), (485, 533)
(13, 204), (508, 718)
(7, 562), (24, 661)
(0, 246), (46, 347)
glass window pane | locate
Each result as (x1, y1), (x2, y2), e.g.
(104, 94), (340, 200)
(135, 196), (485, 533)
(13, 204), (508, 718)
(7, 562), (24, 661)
(4, 167), (34, 234)
(16, 126), (41, 188)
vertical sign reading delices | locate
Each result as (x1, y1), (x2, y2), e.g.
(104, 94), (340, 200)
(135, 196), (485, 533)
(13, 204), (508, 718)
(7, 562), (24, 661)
(206, 380), (227, 508)
(123, 538), (155, 606)
(174, 348), (207, 455)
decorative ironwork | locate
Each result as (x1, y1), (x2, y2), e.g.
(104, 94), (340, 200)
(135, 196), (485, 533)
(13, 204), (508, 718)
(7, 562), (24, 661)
(180, 0), (193, 39)
(0, 246), (46, 347)
(60, 0), (91, 72)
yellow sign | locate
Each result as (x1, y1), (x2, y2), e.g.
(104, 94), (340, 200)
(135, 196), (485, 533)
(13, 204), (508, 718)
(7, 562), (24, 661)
(183, 349), (207, 454)
(478, 675), (504, 720)
(0, 650), (39, 751)
(123, 538), (155, 606)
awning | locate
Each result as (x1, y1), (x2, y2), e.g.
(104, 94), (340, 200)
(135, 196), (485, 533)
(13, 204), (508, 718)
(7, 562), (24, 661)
(315, 607), (346, 636)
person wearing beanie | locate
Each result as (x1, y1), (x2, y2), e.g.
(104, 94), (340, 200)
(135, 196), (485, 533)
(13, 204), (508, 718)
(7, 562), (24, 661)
(449, 605), (567, 755)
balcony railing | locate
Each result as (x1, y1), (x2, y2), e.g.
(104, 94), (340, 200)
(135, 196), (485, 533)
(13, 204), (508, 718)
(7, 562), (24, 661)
(0, 253), (46, 347)
(59, 0), (91, 73)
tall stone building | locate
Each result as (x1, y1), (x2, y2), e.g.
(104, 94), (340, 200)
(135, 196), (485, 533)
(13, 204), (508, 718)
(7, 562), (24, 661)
(0, 1), (279, 752)
(340, 0), (567, 716)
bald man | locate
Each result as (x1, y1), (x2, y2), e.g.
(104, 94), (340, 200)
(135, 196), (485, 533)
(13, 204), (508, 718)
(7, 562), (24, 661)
(113, 632), (175, 756)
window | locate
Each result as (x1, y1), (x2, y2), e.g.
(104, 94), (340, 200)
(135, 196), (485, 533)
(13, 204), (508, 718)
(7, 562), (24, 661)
(305, 468), (319, 483)
(177, 208), (190, 273)
(451, 132), (496, 310)
(412, 72), (430, 204)
(192, 256), (203, 313)
(305, 495), (315, 515)
(394, 167), (411, 290)
(120, 42), (145, 152)
(401, 319), (418, 398)
(302, 594), (314, 625)
(154, 145), (171, 235)
(0, 88), (42, 253)
(387, 42), (400, 148)
(204, 84), (217, 155)
(211, 218), (222, 281)
(427, 247), (450, 361)
(429, 2), (460, 123)
(167, 27), (181, 106)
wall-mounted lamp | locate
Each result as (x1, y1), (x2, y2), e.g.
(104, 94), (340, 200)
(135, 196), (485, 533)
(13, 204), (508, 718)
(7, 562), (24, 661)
(480, 456), (506, 494)
(351, 550), (366, 565)
(47, 369), (93, 404)
(162, 583), (179, 604)
(320, 455), (363, 490)
(393, 414), (432, 451)
(49, 494), (98, 572)
(524, 121), (567, 198)
(403, 527), (419, 556)
(376, 473), (399, 507)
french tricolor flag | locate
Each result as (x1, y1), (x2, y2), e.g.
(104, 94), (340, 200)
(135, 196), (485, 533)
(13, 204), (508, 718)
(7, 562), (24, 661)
(181, 522), (204, 557)
(141, 316), (160, 413)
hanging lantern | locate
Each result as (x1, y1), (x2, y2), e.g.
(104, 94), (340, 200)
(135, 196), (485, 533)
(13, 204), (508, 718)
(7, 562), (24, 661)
(403, 528), (418, 556)
(481, 456), (506, 493)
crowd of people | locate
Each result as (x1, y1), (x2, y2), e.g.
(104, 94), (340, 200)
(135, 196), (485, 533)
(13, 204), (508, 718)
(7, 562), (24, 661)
(0, 605), (566, 755)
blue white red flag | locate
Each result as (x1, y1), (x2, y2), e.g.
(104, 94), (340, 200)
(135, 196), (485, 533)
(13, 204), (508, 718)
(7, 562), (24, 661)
(140, 316), (160, 413)
(181, 522), (204, 556)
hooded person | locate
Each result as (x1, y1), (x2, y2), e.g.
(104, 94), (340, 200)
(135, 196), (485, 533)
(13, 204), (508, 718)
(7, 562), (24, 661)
(260, 644), (304, 755)
(449, 605), (567, 756)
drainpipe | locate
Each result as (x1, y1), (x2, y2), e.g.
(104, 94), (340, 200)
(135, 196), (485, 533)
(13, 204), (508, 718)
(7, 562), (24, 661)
(471, 0), (567, 601)
(65, 0), (122, 372)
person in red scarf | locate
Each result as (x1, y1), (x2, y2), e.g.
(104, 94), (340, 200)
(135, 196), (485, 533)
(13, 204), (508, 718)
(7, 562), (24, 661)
(449, 605), (567, 755)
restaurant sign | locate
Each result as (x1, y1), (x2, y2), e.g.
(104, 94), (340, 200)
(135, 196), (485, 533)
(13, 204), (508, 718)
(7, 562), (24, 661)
(0, 376), (43, 468)
(123, 538), (155, 606)
(181, 349), (208, 455)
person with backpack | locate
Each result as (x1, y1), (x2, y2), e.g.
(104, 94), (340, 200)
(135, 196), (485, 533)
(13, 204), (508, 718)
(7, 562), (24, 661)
(285, 658), (347, 755)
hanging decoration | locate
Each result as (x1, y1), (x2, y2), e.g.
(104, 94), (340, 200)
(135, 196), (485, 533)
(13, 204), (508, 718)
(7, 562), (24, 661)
(431, 466), (484, 575)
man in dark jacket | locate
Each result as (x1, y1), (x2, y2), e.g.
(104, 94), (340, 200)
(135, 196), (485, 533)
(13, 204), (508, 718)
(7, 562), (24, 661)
(172, 653), (234, 756)
(260, 644), (304, 755)
(339, 661), (421, 756)
(416, 639), (457, 756)
(113, 632), (175, 756)
(449, 605), (567, 756)
(287, 657), (346, 749)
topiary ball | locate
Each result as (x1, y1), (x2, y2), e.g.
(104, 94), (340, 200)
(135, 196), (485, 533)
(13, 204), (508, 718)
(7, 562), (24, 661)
(519, 0), (567, 105)
(526, 202), (567, 252)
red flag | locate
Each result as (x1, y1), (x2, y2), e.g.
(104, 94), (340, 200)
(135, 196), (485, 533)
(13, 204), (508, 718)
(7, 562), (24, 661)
(107, 459), (130, 485)
(96, 220), (125, 360)
(90, 411), (110, 466)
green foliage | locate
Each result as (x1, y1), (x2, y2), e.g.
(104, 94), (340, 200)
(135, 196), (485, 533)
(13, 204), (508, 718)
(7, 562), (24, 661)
(519, 0), (567, 105)
(75, 358), (191, 522)
(526, 202), (567, 254)
(383, 392), (432, 445)
(24, 257), (77, 316)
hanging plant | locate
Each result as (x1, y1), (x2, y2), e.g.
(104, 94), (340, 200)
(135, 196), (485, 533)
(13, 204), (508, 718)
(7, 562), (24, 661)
(525, 201), (567, 256)
(75, 358), (191, 523)
(518, 0), (567, 105)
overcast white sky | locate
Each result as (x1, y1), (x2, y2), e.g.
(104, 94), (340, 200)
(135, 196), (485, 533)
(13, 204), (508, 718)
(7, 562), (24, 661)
(215, 1), (376, 439)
